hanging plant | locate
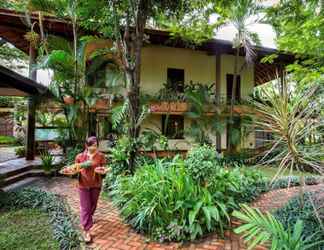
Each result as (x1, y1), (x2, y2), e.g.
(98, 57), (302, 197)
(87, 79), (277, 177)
(24, 31), (39, 48)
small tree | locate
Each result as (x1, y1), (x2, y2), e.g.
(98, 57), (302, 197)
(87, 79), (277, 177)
(78, 0), (203, 172)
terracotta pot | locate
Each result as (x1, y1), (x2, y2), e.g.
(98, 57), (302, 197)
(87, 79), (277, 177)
(63, 96), (75, 105)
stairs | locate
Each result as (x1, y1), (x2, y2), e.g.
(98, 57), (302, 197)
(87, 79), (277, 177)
(0, 157), (63, 192)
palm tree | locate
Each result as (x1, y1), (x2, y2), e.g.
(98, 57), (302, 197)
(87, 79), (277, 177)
(219, 0), (262, 151)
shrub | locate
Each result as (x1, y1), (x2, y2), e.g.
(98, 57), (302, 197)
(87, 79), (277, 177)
(269, 175), (323, 190)
(273, 189), (324, 248)
(65, 144), (83, 165)
(14, 146), (25, 158)
(0, 188), (81, 250)
(207, 167), (268, 208)
(234, 204), (323, 250)
(110, 158), (230, 242)
(40, 151), (54, 173)
(185, 145), (221, 185)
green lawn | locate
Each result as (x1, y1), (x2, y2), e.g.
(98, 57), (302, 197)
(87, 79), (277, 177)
(0, 135), (17, 145)
(251, 165), (317, 179)
(0, 208), (59, 250)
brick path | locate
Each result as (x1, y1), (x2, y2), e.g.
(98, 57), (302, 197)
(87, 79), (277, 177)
(34, 177), (324, 250)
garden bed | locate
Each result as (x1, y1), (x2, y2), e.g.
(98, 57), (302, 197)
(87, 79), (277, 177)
(0, 208), (60, 250)
(0, 188), (81, 250)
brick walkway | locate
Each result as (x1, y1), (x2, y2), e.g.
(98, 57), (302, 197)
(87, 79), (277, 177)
(34, 177), (324, 250)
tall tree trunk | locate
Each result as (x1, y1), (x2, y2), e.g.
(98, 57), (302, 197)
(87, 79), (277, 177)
(229, 47), (240, 152)
(126, 0), (149, 173)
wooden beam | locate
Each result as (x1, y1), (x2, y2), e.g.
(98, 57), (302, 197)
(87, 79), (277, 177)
(215, 53), (221, 152)
(26, 43), (37, 160)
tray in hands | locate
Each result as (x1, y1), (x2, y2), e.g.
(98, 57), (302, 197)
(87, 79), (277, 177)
(59, 164), (80, 176)
(94, 166), (110, 175)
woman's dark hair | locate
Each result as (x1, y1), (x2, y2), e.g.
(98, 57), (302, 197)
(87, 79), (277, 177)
(86, 136), (98, 147)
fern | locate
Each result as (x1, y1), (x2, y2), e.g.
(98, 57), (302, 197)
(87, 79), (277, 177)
(111, 100), (130, 129)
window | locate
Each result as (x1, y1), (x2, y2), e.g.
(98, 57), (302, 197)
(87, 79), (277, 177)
(255, 129), (273, 148)
(167, 68), (184, 92)
(162, 115), (184, 139)
(226, 74), (241, 103)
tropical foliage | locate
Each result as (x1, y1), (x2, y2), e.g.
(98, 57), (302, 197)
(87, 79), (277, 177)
(252, 83), (323, 175)
(110, 159), (230, 242)
(274, 189), (324, 247)
(108, 145), (267, 242)
(0, 188), (81, 250)
(234, 204), (324, 250)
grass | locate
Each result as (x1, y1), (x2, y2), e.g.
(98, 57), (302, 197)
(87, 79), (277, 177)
(0, 208), (60, 250)
(0, 135), (17, 145)
(251, 165), (318, 179)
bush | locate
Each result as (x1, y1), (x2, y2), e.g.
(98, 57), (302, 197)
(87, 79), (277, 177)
(0, 188), (81, 250)
(110, 158), (230, 242)
(0, 135), (17, 145)
(15, 146), (25, 157)
(65, 144), (83, 165)
(185, 145), (221, 185)
(40, 151), (54, 173)
(273, 189), (324, 249)
(208, 167), (268, 207)
(269, 175), (323, 190)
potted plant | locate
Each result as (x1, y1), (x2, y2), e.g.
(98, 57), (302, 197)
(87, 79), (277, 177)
(63, 95), (75, 105)
(40, 151), (54, 176)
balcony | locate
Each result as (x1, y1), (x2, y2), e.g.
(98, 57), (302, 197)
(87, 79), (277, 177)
(148, 94), (252, 115)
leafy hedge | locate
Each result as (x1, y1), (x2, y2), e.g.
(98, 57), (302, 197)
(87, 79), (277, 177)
(110, 159), (231, 242)
(0, 188), (81, 250)
(273, 189), (324, 250)
(109, 149), (267, 242)
(269, 175), (323, 190)
(106, 145), (322, 244)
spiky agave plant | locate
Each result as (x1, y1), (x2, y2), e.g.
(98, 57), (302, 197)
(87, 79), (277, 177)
(252, 81), (323, 207)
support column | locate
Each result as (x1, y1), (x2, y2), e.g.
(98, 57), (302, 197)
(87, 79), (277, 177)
(279, 65), (285, 96)
(26, 44), (37, 160)
(215, 53), (221, 152)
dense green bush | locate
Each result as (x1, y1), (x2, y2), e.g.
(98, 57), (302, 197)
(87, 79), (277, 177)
(40, 151), (55, 173)
(208, 167), (268, 207)
(65, 144), (83, 165)
(269, 175), (323, 190)
(110, 158), (230, 242)
(0, 188), (81, 250)
(14, 146), (25, 157)
(234, 204), (323, 250)
(273, 189), (324, 249)
(185, 145), (221, 185)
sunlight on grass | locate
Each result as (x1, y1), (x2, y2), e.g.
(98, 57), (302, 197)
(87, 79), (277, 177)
(251, 165), (317, 179)
(0, 208), (59, 250)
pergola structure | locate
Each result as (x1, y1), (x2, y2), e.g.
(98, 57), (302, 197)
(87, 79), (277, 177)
(0, 65), (47, 159)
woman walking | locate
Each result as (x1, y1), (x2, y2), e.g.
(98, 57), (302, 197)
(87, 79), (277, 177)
(75, 136), (107, 243)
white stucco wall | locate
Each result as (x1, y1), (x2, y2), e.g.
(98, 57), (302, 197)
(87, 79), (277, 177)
(138, 45), (256, 150)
